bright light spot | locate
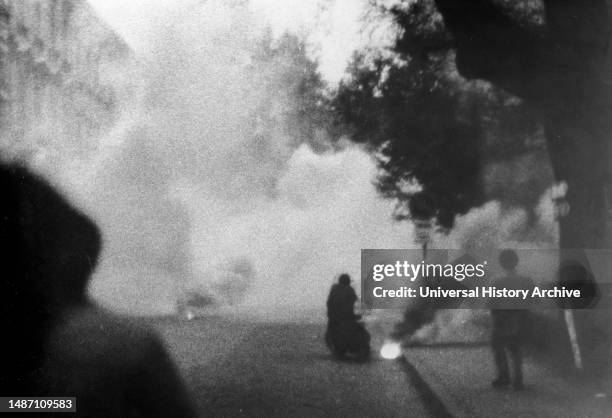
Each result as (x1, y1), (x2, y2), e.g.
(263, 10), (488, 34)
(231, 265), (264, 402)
(380, 341), (401, 360)
(186, 311), (195, 320)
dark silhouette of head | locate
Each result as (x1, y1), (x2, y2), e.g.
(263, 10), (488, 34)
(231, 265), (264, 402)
(499, 249), (518, 271)
(338, 273), (351, 286)
(0, 163), (101, 394)
(558, 260), (599, 309)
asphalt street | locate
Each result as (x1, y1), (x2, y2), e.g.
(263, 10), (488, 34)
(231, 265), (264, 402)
(147, 315), (434, 417)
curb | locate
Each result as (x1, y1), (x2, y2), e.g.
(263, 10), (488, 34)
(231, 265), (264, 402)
(400, 352), (478, 418)
(399, 355), (455, 418)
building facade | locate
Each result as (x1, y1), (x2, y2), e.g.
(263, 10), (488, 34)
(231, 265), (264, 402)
(0, 0), (134, 159)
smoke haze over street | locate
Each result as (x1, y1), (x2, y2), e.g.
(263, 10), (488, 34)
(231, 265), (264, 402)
(13, 0), (410, 315)
(0, 0), (561, 316)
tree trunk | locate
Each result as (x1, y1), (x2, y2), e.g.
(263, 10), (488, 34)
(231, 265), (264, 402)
(434, 0), (612, 244)
(434, 0), (612, 372)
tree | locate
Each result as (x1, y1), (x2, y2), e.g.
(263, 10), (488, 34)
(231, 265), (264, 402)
(251, 31), (332, 152)
(432, 0), (612, 249)
(335, 53), (483, 229)
(333, 0), (542, 230)
(420, 0), (612, 371)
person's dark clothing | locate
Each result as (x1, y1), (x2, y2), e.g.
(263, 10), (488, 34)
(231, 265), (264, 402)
(490, 274), (534, 387)
(491, 309), (527, 387)
(557, 261), (599, 309)
(0, 164), (196, 417)
(492, 333), (523, 387)
(326, 282), (369, 359)
(43, 306), (196, 418)
(327, 283), (358, 321)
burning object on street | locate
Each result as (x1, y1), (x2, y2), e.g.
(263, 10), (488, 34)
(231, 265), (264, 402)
(178, 257), (255, 318)
(380, 340), (402, 360)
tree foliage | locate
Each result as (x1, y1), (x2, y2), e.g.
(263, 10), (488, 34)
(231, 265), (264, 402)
(251, 32), (332, 152)
(333, 1), (487, 230)
(332, 0), (546, 230)
(431, 0), (612, 250)
(337, 54), (483, 228)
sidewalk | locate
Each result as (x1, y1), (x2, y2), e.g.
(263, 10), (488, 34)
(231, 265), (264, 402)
(403, 345), (612, 418)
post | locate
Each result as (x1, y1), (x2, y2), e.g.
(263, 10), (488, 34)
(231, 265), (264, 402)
(552, 182), (582, 369)
(564, 309), (583, 370)
(414, 219), (432, 261)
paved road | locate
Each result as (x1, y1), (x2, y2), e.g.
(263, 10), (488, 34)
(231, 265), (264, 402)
(147, 315), (433, 417)
(406, 344), (612, 418)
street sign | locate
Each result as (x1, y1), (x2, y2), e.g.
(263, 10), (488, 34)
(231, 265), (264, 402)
(414, 219), (432, 244)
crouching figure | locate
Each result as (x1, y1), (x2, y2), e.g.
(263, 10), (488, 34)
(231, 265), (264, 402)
(325, 274), (370, 361)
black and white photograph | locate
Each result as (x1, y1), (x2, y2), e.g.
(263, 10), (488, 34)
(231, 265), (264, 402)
(1, 0), (612, 416)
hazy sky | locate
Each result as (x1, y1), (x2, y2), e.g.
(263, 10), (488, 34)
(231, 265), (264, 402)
(88, 0), (384, 84)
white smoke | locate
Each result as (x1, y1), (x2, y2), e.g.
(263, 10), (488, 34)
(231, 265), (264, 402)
(439, 195), (558, 253)
(411, 188), (559, 344)
(18, 0), (413, 316)
(6, 1), (559, 320)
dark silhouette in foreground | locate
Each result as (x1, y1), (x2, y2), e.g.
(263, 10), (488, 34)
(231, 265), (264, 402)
(490, 249), (534, 391)
(325, 274), (370, 361)
(0, 164), (196, 417)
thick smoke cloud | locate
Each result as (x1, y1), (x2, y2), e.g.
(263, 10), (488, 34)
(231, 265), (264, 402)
(6, 0), (558, 319)
(17, 0), (412, 315)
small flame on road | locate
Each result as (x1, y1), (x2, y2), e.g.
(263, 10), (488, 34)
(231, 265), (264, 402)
(380, 341), (402, 360)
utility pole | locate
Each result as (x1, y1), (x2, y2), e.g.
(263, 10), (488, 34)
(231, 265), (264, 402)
(552, 182), (582, 369)
(414, 218), (432, 261)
